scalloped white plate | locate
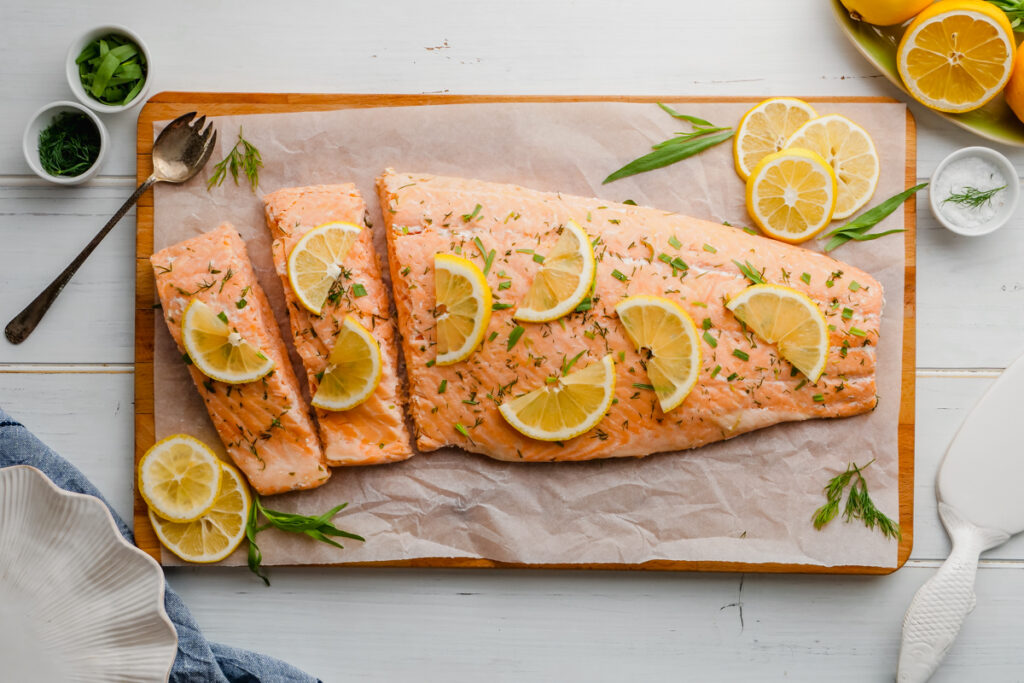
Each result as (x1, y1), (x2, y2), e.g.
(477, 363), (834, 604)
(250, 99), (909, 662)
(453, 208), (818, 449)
(0, 466), (177, 682)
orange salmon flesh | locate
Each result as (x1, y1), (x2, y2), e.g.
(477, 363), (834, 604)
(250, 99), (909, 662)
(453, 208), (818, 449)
(150, 223), (330, 494)
(377, 171), (882, 462)
(263, 184), (413, 466)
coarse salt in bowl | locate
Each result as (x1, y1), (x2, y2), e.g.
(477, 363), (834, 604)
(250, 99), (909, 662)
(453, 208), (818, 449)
(929, 147), (1019, 237)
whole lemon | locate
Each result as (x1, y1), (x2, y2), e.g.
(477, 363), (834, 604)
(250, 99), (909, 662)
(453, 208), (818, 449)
(1004, 48), (1024, 123)
(840, 0), (933, 25)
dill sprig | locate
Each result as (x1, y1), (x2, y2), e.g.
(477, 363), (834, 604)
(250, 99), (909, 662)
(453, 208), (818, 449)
(246, 496), (364, 585)
(812, 460), (901, 540)
(943, 185), (1006, 209)
(37, 112), (101, 177)
(207, 126), (263, 193)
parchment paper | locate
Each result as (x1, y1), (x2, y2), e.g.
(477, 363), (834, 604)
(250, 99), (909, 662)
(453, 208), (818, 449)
(152, 101), (907, 568)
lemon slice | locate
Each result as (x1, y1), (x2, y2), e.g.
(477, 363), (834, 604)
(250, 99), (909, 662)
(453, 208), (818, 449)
(615, 295), (702, 413)
(138, 434), (223, 523)
(784, 114), (879, 220)
(498, 354), (615, 442)
(434, 253), (492, 365)
(733, 97), (818, 181)
(726, 284), (829, 382)
(745, 148), (837, 243)
(897, 0), (1015, 114)
(312, 316), (383, 411)
(149, 461), (251, 564)
(515, 220), (596, 323)
(287, 221), (363, 315)
(182, 300), (275, 384)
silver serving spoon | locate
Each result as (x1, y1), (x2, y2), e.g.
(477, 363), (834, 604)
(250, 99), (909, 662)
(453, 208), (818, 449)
(5, 111), (216, 344)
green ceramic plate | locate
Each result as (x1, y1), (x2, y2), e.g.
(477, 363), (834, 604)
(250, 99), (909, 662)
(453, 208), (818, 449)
(831, 0), (1024, 147)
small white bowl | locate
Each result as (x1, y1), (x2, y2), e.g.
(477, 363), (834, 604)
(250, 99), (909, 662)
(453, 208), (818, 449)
(66, 24), (152, 114)
(929, 146), (1019, 237)
(22, 101), (108, 185)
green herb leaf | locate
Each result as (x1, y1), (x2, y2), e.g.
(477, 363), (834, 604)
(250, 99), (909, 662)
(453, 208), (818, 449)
(732, 260), (765, 285)
(943, 184), (1006, 208)
(492, 302), (514, 311)
(823, 183), (926, 253)
(217, 311), (229, 324)
(351, 283), (368, 298)
(812, 460), (901, 540)
(603, 128), (733, 184)
(37, 112), (101, 177)
(611, 269), (628, 282)
(207, 127), (263, 193)
(703, 330), (718, 348)
(438, 379), (447, 394)
(732, 349), (749, 361)
(507, 325), (525, 350)
(656, 102), (714, 127)
(462, 204), (482, 222)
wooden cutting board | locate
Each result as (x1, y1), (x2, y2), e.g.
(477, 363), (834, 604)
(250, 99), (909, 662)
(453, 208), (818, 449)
(134, 93), (916, 574)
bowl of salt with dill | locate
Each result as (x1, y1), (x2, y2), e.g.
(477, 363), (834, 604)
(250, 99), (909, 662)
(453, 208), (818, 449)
(22, 100), (107, 185)
(930, 146), (1019, 237)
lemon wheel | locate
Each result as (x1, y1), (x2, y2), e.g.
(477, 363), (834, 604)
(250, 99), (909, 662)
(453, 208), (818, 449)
(138, 434), (223, 523)
(733, 97), (817, 181)
(312, 316), (383, 411)
(287, 221), (363, 315)
(181, 300), (274, 384)
(515, 220), (596, 323)
(726, 284), (829, 382)
(498, 354), (615, 442)
(614, 295), (701, 413)
(434, 254), (492, 365)
(745, 148), (837, 243)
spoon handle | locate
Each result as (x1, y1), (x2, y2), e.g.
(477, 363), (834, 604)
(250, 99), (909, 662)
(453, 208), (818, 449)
(5, 174), (158, 345)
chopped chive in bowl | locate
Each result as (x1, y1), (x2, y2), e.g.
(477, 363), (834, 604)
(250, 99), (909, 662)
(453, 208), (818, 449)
(76, 34), (148, 106)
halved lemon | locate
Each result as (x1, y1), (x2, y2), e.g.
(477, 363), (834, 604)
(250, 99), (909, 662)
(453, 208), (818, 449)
(149, 461), (251, 564)
(138, 434), (223, 523)
(515, 220), (596, 323)
(733, 98), (818, 181)
(726, 284), (829, 382)
(615, 295), (701, 413)
(498, 354), (615, 442)
(784, 114), (879, 220)
(287, 221), (363, 315)
(312, 316), (382, 411)
(434, 253), (492, 365)
(182, 300), (275, 384)
(745, 148), (837, 243)
(897, 0), (1016, 114)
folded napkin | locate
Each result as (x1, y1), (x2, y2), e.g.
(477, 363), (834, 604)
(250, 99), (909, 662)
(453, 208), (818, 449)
(0, 407), (320, 683)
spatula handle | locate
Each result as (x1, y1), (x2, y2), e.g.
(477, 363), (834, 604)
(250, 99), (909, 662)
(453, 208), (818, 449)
(897, 502), (1009, 682)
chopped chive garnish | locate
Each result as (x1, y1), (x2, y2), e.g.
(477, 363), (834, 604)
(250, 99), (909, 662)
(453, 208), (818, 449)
(507, 325), (525, 350)
(623, 199), (637, 205)
(703, 330), (717, 348)
(488, 331), (498, 342)
(461, 204), (482, 222)
(575, 297), (593, 313)
(849, 327), (867, 337)
(828, 324), (837, 332)
(668, 235), (682, 249)
(182, 353), (193, 365)
(842, 307), (854, 320)
(800, 272), (811, 285)
(702, 243), (717, 253)
(726, 372), (739, 381)
(217, 311), (229, 324)
(438, 379), (447, 394)
(235, 298), (247, 309)
(401, 266), (411, 276)
(795, 379), (807, 391)
(702, 318), (712, 330)
(849, 281), (862, 292)
(732, 349), (749, 361)
(531, 253), (545, 264)
(492, 302), (513, 310)
(732, 260), (765, 285)
(455, 422), (470, 437)
(710, 365), (721, 378)
(813, 394), (825, 403)
(658, 253), (672, 265)
(315, 370), (325, 381)
(742, 227), (758, 235)
(351, 283), (368, 298)
(632, 383), (655, 391)
(562, 350), (586, 375)
(611, 269), (628, 282)
(617, 350), (626, 362)
(498, 280), (511, 290)
(515, 248), (534, 254)
(426, 359), (436, 367)
(584, 330), (596, 340)
(671, 256), (688, 271)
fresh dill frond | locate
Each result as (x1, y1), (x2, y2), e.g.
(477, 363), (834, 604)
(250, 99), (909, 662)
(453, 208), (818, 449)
(942, 185), (1006, 209)
(207, 126), (263, 193)
(812, 460), (901, 540)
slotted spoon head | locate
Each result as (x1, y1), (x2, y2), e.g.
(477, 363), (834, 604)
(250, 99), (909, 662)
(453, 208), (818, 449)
(151, 111), (217, 183)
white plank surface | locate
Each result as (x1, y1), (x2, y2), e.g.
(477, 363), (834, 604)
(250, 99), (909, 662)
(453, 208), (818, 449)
(2, 0), (1024, 680)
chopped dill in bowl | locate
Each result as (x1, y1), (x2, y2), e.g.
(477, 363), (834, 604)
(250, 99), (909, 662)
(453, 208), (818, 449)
(38, 112), (101, 177)
(76, 34), (147, 106)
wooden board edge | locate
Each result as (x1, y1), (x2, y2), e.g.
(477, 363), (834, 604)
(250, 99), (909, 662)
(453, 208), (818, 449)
(135, 92), (915, 574)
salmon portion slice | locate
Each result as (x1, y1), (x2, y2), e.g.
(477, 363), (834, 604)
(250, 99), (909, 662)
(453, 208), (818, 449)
(263, 185), (413, 466)
(151, 223), (329, 494)
(377, 170), (883, 463)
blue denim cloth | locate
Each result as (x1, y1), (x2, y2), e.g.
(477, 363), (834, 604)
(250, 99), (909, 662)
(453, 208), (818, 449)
(0, 407), (320, 683)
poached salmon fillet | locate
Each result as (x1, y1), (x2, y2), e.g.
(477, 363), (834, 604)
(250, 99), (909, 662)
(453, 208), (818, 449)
(151, 224), (329, 494)
(377, 170), (883, 462)
(263, 184), (413, 466)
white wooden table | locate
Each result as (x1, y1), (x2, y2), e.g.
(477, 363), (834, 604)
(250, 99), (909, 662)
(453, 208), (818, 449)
(3, 1), (1024, 680)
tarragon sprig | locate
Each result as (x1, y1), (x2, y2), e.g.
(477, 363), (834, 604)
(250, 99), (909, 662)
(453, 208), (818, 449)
(246, 496), (364, 585)
(822, 183), (926, 253)
(603, 103), (734, 184)
(812, 460), (901, 540)
(207, 126), (263, 193)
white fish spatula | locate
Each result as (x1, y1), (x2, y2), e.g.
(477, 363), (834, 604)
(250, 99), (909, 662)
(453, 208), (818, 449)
(897, 352), (1024, 681)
